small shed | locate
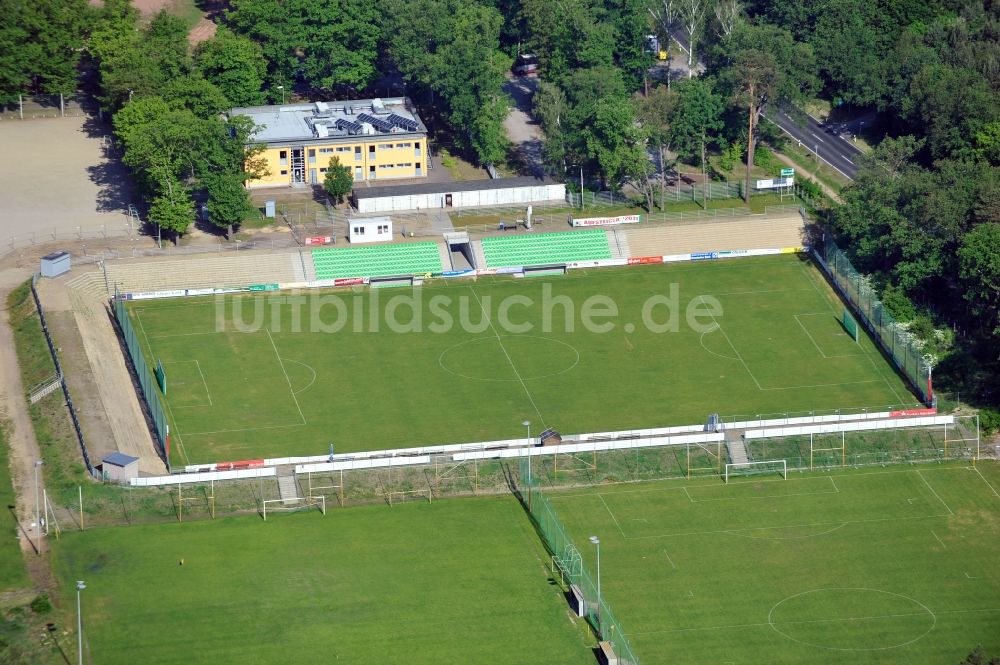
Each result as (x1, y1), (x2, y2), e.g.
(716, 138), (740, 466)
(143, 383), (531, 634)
(39, 251), (71, 278)
(101, 452), (139, 483)
(347, 216), (393, 243)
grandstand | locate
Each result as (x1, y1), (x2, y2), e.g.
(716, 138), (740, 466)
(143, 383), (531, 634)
(68, 251), (307, 296)
(622, 212), (804, 257)
(311, 242), (442, 280)
(480, 229), (612, 269)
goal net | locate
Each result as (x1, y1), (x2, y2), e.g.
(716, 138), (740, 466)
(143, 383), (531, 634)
(724, 459), (787, 484)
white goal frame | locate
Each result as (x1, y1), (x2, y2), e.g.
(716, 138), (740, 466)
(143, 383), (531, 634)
(262, 495), (326, 521)
(724, 459), (787, 484)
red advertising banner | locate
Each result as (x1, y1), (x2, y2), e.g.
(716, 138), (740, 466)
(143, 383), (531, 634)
(215, 459), (265, 471)
(889, 408), (937, 417)
(571, 214), (642, 227)
(333, 277), (366, 287)
(627, 256), (663, 265)
(305, 236), (333, 245)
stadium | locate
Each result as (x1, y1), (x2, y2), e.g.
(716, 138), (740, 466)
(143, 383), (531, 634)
(19, 203), (992, 665)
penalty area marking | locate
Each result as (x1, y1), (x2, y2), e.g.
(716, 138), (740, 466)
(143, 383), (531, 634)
(160, 359), (213, 407)
(266, 328), (307, 426)
(793, 312), (864, 359)
(916, 470), (954, 516)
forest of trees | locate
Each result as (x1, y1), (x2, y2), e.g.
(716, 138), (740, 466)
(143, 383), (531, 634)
(0, 0), (996, 414)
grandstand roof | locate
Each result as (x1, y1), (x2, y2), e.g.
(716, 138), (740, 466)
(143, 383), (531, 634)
(352, 176), (557, 199)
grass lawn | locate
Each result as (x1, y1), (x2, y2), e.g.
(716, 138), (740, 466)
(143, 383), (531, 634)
(128, 255), (916, 466)
(548, 462), (1000, 664)
(52, 495), (593, 665)
(0, 425), (29, 593)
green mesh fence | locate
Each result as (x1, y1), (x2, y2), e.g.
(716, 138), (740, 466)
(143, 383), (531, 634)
(113, 296), (170, 469)
(813, 239), (932, 405)
(519, 457), (641, 665)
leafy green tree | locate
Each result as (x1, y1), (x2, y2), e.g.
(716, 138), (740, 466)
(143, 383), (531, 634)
(161, 76), (231, 118)
(715, 22), (817, 202)
(958, 223), (1000, 337)
(226, 0), (383, 95)
(582, 96), (647, 191)
(638, 84), (678, 207)
(0, 0), (90, 104)
(667, 78), (724, 187)
(148, 174), (196, 240)
(323, 156), (354, 203)
(205, 173), (255, 238)
(195, 28), (267, 107)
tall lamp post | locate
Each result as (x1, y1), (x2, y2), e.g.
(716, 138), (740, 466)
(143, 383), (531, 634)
(589, 535), (601, 638)
(522, 420), (531, 508)
(277, 85), (285, 105)
(34, 460), (43, 551)
(568, 165), (585, 210)
(76, 580), (86, 665)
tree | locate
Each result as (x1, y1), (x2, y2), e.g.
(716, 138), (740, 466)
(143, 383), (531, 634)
(226, 0), (383, 95)
(714, 0), (743, 37)
(0, 0), (90, 104)
(677, 0), (712, 76)
(323, 156), (354, 202)
(148, 178), (196, 240)
(161, 76), (231, 118)
(716, 23), (817, 202)
(667, 78), (724, 202)
(205, 173), (255, 238)
(637, 84), (678, 207)
(195, 28), (268, 107)
(582, 96), (647, 193)
(958, 223), (1000, 337)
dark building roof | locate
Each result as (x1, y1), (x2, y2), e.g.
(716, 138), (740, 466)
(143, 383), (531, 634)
(102, 452), (139, 468)
(352, 176), (558, 199)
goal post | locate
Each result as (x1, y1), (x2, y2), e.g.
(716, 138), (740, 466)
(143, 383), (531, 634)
(725, 459), (787, 484)
(262, 495), (326, 521)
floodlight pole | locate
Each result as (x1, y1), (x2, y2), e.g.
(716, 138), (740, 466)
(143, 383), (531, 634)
(34, 460), (43, 552)
(590, 535), (601, 638)
(523, 420), (532, 509)
(277, 85), (285, 105)
(76, 580), (86, 665)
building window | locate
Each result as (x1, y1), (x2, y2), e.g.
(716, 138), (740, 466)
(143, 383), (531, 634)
(396, 142), (411, 148)
(308, 148), (316, 164)
(378, 143), (393, 150)
(354, 226), (364, 235)
(414, 142), (421, 157)
(356, 146), (362, 161)
(354, 166), (362, 180)
(320, 167), (327, 173)
(280, 169), (288, 175)
(279, 150), (288, 166)
(335, 146), (351, 153)
(378, 224), (388, 234)
(319, 148), (335, 154)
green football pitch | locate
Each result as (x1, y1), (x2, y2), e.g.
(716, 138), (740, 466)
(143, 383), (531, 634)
(126, 255), (917, 466)
(547, 462), (1000, 664)
(52, 496), (593, 665)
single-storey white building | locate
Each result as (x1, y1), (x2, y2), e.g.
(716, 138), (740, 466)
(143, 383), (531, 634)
(348, 216), (393, 243)
(352, 176), (566, 213)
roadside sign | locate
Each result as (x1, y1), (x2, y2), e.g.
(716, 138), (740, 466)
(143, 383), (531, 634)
(780, 168), (795, 177)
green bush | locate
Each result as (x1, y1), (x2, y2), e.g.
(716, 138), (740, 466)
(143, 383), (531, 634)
(719, 141), (743, 172)
(753, 146), (780, 173)
(979, 407), (1000, 435)
(796, 176), (823, 200)
(29, 596), (51, 615)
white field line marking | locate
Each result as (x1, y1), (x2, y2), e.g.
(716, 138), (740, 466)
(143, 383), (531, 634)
(159, 359), (213, 407)
(621, 512), (951, 541)
(632, 607), (1000, 637)
(682, 486), (695, 503)
(797, 262), (909, 403)
(829, 476), (840, 493)
(973, 466), (1000, 498)
(931, 530), (946, 548)
(794, 313), (830, 358)
(266, 328), (307, 426)
(467, 286), (545, 427)
(917, 470), (954, 516)
(696, 295), (763, 390)
(689, 487), (840, 503)
(184, 422), (307, 436)
(283, 358), (318, 395)
(598, 493), (627, 539)
(194, 359), (212, 406)
(662, 549), (677, 569)
(134, 308), (189, 465)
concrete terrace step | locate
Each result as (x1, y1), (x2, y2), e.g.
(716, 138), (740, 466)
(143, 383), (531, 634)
(104, 251), (301, 294)
(277, 473), (300, 505)
(622, 214), (805, 259)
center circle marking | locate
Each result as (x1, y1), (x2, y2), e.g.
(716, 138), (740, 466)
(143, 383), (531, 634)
(438, 335), (580, 382)
(767, 588), (936, 651)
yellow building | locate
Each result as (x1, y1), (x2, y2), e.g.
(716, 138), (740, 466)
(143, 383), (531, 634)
(229, 98), (429, 189)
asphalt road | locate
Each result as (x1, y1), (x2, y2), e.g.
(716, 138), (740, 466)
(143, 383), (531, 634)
(666, 31), (863, 180)
(762, 107), (862, 179)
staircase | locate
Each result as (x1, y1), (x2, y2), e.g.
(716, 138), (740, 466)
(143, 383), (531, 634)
(725, 434), (751, 467)
(276, 468), (301, 505)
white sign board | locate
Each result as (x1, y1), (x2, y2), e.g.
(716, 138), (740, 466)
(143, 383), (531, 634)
(755, 177), (795, 190)
(570, 214), (642, 227)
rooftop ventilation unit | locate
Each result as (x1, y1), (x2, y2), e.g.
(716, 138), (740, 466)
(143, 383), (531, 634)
(371, 97), (387, 114)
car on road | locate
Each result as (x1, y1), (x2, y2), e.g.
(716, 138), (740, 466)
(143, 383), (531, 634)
(513, 54), (539, 76)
